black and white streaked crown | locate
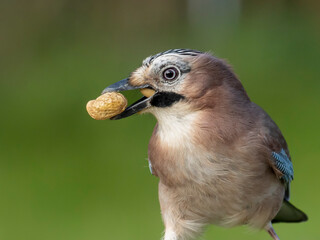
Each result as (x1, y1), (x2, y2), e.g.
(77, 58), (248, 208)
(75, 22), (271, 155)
(143, 49), (203, 66)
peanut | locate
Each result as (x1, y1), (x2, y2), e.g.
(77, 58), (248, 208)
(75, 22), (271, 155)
(86, 92), (127, 120)
(140, 88), (156, 98)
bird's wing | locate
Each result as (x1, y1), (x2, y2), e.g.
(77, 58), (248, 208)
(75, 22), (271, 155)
(254, 104), (293, 200)
(270, 149), (293, 200)
(264, 126), (293, 200)
(263, 123), (308, 223)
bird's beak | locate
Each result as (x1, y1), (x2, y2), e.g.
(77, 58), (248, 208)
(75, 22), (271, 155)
(101, 78), (155, 120)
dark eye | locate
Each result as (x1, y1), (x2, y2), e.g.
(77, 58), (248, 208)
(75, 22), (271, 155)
(162, 67), (180, 81)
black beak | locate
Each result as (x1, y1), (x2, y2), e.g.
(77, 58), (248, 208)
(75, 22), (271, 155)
(102, 78), (148, 94)
(101, 78), (153, 120)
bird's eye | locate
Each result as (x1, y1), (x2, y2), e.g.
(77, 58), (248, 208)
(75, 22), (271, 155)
(162, 67), (180, 81)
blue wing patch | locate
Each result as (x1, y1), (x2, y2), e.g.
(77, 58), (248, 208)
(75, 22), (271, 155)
(271, 149), (294, 183)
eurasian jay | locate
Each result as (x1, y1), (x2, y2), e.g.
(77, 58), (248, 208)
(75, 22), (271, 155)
(102, 49), (307, 240)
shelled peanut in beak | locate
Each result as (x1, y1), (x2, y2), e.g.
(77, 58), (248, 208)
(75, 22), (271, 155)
(140, 88), (156, 97)
(86, 92), (127, 120)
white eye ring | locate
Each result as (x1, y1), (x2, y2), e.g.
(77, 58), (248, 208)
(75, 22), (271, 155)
(162, 67), (180, 81)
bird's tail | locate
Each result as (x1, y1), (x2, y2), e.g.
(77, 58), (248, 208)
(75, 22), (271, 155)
(272, 200), (308, 223)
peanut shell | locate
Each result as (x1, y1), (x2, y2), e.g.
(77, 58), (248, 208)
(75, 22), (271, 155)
(86, 92), (127, 120)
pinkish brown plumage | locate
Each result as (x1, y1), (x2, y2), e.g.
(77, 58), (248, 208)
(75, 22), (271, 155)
(101, 49), (307, 240)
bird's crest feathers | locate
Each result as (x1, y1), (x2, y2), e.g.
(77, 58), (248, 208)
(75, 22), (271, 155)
(143, 49), (203, 67)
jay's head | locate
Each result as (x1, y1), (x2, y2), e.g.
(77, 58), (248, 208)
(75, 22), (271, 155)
(103, 49), (250, 120)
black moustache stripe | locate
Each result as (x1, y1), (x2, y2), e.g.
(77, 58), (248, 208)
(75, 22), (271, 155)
(150, 92), (185, 108)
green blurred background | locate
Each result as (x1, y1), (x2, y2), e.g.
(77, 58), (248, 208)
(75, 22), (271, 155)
(0, 0), (319, 239)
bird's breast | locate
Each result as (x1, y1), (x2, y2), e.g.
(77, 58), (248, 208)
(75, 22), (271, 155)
(147, 107), (207, 185)
(148, 111), (229, 186)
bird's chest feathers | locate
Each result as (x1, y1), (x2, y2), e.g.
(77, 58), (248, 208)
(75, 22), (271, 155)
(148, 107), (215, 185)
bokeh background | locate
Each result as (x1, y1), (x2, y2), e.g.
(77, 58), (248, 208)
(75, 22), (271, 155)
(0, 0), (319, 239)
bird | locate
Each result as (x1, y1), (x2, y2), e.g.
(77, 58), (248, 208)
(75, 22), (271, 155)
(102, 49), (308, 240)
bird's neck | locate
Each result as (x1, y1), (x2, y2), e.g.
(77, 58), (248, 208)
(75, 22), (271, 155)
(150, 102), (199, 147)
(148, 103), (207, 185)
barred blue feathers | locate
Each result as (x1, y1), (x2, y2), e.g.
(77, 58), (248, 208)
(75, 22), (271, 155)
(272, 149), (294, 183)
